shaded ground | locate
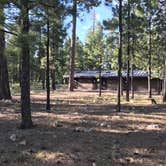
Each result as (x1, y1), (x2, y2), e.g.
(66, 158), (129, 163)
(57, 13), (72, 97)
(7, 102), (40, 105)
(0, 91), (166, 166)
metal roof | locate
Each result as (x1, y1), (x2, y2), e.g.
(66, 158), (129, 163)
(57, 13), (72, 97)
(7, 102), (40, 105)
(75, 70), (99, 78)
(64, 70), (148, 78)
(123, 70), (148, 77)
(101, 70), (118, 77)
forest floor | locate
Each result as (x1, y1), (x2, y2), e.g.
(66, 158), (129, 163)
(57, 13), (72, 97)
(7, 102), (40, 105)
(0, 90), (166, 166)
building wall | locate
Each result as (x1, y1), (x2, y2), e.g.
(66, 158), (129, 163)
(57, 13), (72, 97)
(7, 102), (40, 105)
(131, 78), (161, 92)
(131, 77), (148, 91)
(151, 78), (162, 93)
(75, 78), (97, 90)
(72, 77), (161, 92)
(107, 78), (119, 90)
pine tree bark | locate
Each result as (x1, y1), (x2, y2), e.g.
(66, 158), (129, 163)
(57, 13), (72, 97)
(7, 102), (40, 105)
(126, 0), (130, 102)
(0, 4), (11, 100)
(50, 31), (56, 91)
(131, 63), (134, 99)
(20, 1), (33, 129)
(131, 36), (135, 99)
(148, 23), (152, 99)
(117, 0), (123, 112)
(163, 58), (166, 102)
(148, 6), (152, 99)
(69, 0), (77, 91)
(99, 54), (102, 97)
(157, 78), (161, 95)
(46, 18), (51, 111)
(38, 27), (45, 89)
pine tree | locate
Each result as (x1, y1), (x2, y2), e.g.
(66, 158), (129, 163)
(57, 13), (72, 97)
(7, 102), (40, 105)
(68, 0), (101, 91)
(117, 0), (123, 112)
(19, 0), (33, 128)
(69, 0), (77, 91)
(0, 2), (11, 100)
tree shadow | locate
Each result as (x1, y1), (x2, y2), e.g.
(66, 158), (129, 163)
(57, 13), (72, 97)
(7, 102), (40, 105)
(0, 103), (166, 166)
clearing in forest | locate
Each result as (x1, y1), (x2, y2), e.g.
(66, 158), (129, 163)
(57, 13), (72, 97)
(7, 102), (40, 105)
(0, 91), (166, 166)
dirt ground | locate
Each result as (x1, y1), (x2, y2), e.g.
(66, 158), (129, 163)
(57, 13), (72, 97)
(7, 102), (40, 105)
(0, 91), (166, 166)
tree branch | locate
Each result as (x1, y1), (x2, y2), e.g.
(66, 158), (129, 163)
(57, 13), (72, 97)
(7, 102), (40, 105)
(0, 29), (18, 36)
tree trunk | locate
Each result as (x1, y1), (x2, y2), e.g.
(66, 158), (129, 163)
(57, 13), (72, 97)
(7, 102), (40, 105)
(148, 52), (152, 98)
(50, 29), (56, 91)
(46, 18), (51, 111)
(163, 58), (166, 102)
(99, 54), (102, 97)
(0, 4), (11, 100)
(20, 1), (33, 129)
(69, 0), (77, 91)
(117, 0), (123, 112)
(131, 36), (135, 99)
(157, 69), (161, 95)
(19, 52), (22, 87)
(38, 30), (46, 90)
(126, 0), (130, 102)
(148, 15), (152, 98)
(131, 63), (134, 99)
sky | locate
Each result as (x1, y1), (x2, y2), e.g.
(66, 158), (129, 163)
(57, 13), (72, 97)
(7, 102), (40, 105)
(67, 1), (113, 42)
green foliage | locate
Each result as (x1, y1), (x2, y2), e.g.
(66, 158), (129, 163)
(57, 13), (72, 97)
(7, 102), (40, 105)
(84, 22), (104, 70)
(103, 0), (165, 76)
(2, 0), (166, 86)
(75, 37), (85, 70)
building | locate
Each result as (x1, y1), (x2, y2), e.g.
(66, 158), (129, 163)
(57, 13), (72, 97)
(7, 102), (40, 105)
(63, 70), (162, 93)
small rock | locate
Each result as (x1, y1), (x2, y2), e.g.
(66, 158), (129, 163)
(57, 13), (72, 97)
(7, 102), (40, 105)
(73, 127), (93, 133)
(84, 128), (94, 132)
(73, 112), (79, 115)
(10, 134), (16, 142)
(100, 122), (107, 127)
(146, 124), (159, 130)
(92, 162), (96, 166)
(81, 120), (87, 123)
(53, 122), (63, 128)
(107, 124), (111, 128)
(19, 140), (26, 146)
(73, 127), (84, 132)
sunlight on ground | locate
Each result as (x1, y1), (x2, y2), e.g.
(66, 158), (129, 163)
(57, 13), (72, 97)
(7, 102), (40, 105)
(12, 90), (163, 105)
(32, 110), (166, 134)
(0, 91), (166, 165)
(35, 151), (74, 165)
